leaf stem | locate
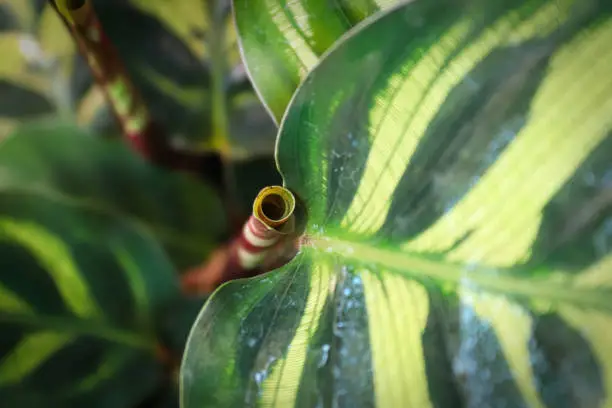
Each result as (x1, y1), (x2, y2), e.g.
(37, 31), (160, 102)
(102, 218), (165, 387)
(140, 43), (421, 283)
(182, 186), (298, 294)
(49, 0), (223, 181)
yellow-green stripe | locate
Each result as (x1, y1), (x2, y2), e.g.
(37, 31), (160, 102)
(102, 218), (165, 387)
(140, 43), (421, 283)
(363, 271), (432, 407)
(0, 331), (73, 384)
(261, 262), (333, 407)
(0, 218), (102, 318)
(0, 283), (33, 314)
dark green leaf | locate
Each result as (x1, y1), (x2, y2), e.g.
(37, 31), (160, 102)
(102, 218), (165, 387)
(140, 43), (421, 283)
(0, 3), (18, 31)
(94, 0), (211, 142)
(0, 121), (226, 269)
(0, 0), (90, 136)
(182, 0), (612, 406)
(0, 189), (177, 408)
(0, 80), (54, 118)
(0, 0), (276, 161)
(91, 0), (276, 159)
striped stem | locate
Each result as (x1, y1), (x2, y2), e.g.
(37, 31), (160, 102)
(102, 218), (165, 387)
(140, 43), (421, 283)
(51, 0), (221, 179)
(182, 186), (298, 294)
(236, 186), (296, 268)
(54, 0), (150, 153)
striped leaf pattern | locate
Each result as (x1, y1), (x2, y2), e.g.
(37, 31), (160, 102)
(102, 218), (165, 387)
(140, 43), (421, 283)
(233, 0), (399, 123)
(85, 0), (276, 158)
(0, 121), (226, 270)
(0, 189), (179, 407)
(0, 0), (74, 136)
(182, 0), (612, 407)
(0, 0), (275, 158)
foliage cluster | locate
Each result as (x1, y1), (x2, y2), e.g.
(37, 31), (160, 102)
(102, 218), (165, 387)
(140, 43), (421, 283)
(1, 0), (611, 407)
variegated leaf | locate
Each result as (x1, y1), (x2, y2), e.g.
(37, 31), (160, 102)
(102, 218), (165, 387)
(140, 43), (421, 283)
(233, 0), (399, 123)
(0, 0), (277, 160)
(182, 0), (612, 406)
(93, 0), (276, 159)
(0, 190), (178, 407)
(0, 121), (226, 270)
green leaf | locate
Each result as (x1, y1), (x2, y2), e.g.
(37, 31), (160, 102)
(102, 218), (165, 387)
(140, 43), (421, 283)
(0, 189), (178, 407)
(94, 0), (276, 159)
(182, 0), (612, 406)
(0, 3), (19, 32)
(0, 121), (226, 270)
(0, 0), (102, 135)
(0, 80), (54, 118)
(233, 0), (399, 123)
(0, 0), (277, 161)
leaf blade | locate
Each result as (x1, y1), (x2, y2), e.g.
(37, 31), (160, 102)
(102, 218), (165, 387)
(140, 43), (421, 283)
(233, 0), (398, 122)
(183, 0), (612, 406)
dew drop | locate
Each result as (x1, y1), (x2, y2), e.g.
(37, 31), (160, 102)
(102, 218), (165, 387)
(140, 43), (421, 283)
(318, 344), (331, 368)
(253, 370), (265, 385)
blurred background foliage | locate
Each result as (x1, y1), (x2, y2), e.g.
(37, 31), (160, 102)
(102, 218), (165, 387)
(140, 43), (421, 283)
(0, 0), (281, 212)
(0, 0), (281, 406)
(0, 0), (277, 155)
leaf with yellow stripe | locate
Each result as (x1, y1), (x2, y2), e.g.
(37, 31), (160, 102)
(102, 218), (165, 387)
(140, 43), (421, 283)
(0, 0), (124, 140)
(0, 188), (180, 407)
(91, 0), (276, 159)
(0, 120), (226, 270)
(0, 0), (58, 137)
(181, 0), (612, 406)
(233, 0), (399, 123)
(0, 0), (115, 137)
(0, 0), (276, 161)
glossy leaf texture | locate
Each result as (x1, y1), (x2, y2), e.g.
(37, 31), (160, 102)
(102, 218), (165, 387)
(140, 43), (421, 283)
(0, 188), (179, 407)
(233, 0), (399, 123)
(0, 121), (226, 270)
(182, 0), (612, 407)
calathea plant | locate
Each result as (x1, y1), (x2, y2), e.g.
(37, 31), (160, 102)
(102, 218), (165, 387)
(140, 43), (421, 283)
(0, 0), (274, 407)
(0, 0), (610, 407)
(181, 0), (612, 407)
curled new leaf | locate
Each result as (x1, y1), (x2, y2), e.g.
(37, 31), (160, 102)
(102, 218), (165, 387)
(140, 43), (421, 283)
(182, 0), (612, 406)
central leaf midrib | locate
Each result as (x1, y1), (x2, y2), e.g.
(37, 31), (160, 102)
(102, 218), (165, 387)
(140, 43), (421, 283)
(1, 312), (156, 350)
(307, 234), (612, 312)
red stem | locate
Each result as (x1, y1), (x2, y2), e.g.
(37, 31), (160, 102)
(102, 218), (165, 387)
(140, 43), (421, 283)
(182, 214), (298, 294)
(50, 0), (221, 180)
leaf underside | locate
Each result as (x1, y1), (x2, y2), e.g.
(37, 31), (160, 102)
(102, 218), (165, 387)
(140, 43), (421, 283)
(187, 0), (612, 407)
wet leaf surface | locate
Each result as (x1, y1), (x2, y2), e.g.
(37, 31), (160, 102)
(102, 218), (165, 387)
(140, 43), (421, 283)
(182, 0), (612, 406)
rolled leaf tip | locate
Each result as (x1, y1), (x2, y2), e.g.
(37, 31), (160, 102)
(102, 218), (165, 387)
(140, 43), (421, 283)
(237, 186), (296, 269)
(182, 186), (298, 294)
(253, 186), (296, 230)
